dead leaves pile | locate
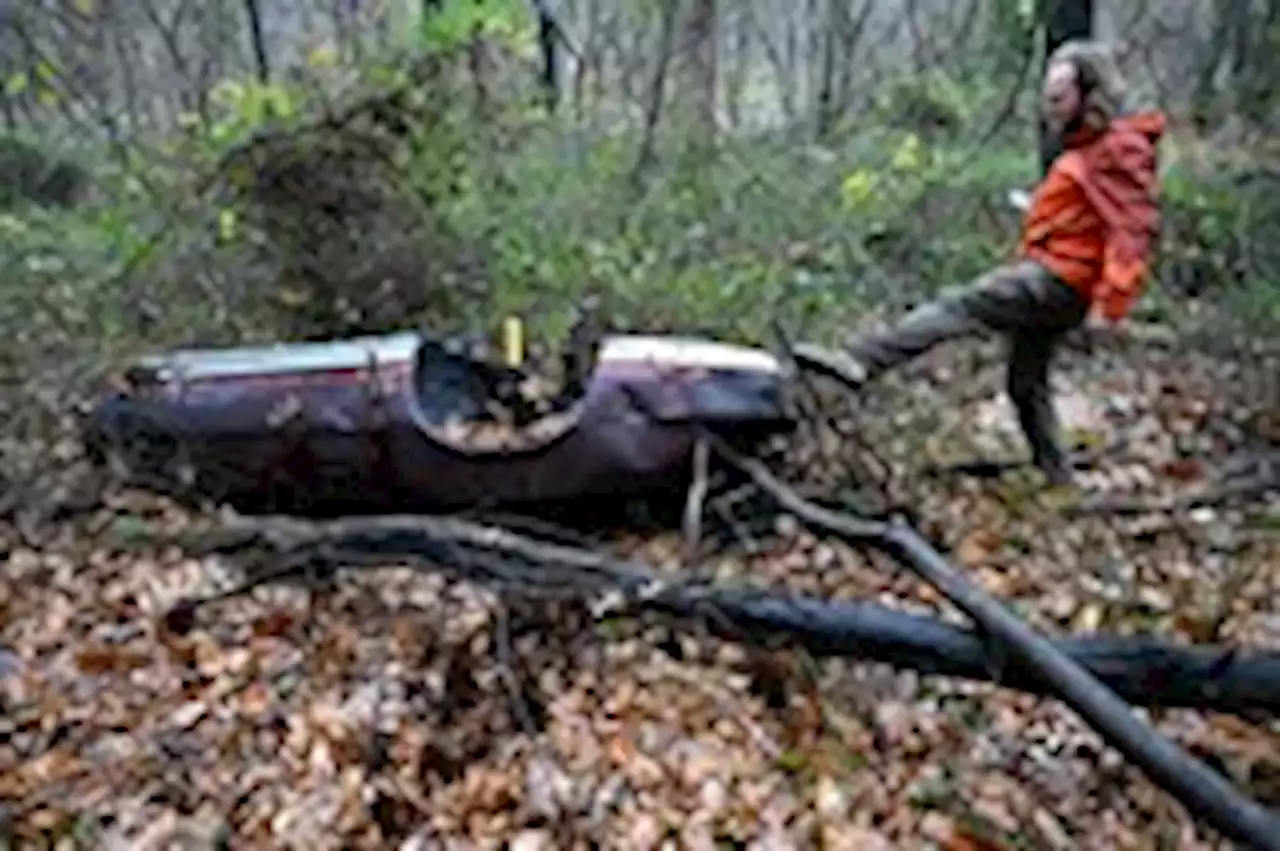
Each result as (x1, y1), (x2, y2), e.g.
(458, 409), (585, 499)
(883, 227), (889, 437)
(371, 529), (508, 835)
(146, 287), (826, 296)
(2, 339), (1280, 849)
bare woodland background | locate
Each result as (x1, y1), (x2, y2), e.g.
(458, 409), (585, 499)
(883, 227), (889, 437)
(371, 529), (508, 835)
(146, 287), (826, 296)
(1, 0), (1276, 359)
(2, 0), (1277, 135)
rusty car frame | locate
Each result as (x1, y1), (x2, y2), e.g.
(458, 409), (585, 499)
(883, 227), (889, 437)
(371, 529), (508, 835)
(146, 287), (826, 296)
(84, 329), (798, 516)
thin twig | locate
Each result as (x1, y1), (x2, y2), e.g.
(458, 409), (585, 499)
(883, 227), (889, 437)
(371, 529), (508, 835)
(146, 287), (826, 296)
(682, 437), (710, 562)
(494, 603), (542, 737)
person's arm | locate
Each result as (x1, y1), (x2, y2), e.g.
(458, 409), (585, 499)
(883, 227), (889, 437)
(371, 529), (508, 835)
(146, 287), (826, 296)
(1073, 135), (1161, 323)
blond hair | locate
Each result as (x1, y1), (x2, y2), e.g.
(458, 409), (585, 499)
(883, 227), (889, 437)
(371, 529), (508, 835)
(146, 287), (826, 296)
(1047, 40), (1128, 131)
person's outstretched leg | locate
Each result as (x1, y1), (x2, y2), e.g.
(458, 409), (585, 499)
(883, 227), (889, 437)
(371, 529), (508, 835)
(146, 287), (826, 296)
(793, 261), (1057, 387)
(793, 261), (1089, 481)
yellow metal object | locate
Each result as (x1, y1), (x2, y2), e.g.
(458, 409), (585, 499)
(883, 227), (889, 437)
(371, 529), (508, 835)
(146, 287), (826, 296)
(503, 316), (524, 367)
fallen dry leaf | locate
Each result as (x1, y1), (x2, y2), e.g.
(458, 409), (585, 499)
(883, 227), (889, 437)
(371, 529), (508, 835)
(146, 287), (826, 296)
(0, 330), (1273, 851)
(956, 528), (1002, 567)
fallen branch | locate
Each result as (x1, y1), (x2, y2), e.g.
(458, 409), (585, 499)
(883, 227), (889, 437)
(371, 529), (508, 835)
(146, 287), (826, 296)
(169, 515), (1280, 718)
(919, 440), (1119, 481)
(721, 446), (1280, 851)
(1069, 475), (1280, 518)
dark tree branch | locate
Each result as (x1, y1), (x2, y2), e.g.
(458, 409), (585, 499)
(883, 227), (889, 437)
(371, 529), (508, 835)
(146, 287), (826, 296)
(1067, 475), (1280, 518)
(719, 444), (1280, 851)
(165, 512), (1280, 720)
(242, 0), (270, 85)
(629, 0), (679, 192)
(530, 0), (559, 112)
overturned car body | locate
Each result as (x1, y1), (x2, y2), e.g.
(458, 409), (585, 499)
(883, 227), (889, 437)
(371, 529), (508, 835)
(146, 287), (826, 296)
(84, 331), (797, 515)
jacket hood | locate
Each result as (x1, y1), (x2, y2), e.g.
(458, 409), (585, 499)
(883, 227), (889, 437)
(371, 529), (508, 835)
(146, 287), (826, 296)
(1063, 109), (1167, 149)
(1112, 110), (1167, 142)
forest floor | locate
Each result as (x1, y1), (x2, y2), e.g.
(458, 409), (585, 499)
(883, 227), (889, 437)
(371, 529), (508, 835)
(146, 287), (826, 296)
(2, 329), (1279, 851)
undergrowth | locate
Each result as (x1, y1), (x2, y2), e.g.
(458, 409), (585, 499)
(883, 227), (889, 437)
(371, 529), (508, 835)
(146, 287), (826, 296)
(0, 43), (1277, 394)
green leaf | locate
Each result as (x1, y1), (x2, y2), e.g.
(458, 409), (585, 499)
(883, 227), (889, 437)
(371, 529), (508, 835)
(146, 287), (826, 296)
(217, 208), (238, 243)
(774, 750), (809, 773)
(420, 0), (529, 50)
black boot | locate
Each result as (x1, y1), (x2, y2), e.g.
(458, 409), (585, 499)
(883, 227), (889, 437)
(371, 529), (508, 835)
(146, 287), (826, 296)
(791, 343), (869, 389)
(1039, 457), (1074, 488)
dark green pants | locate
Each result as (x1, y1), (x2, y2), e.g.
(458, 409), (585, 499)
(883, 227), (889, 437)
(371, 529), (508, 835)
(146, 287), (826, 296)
(848, 260), (1088, 478)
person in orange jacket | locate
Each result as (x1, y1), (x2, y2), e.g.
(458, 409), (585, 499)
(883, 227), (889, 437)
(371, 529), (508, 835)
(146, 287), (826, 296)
(794, 40), (1165, 486)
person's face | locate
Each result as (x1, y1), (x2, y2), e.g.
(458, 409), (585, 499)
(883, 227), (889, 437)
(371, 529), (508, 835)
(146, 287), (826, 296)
(1042, 62), (1082, 133)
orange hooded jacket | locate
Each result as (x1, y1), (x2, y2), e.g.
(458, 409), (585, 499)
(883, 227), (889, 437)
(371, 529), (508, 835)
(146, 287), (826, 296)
(1017, 111), (1166, 321)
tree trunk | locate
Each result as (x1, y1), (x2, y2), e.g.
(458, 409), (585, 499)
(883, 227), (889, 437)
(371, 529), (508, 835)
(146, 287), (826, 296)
(835, 1), (875, 118)
(242, 0), (270, 84)
(629, 0), (680, 190)
(1192, 7), (1232, 126)
(1237, 0), (1280, 126)
(684, 0), (718, 152)
(723, 5), (750, 130)
(1039, 0), (1093, 173)
(815, 0), (848, 141)
(532, 0), (559, 113)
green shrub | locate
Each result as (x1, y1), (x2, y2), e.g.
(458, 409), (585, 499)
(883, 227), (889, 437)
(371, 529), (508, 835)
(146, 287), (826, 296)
(0, 133), (89, 209)
(0, 45), (1275, 381)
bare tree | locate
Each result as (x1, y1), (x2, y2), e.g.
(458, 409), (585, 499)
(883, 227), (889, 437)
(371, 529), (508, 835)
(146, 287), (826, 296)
(533, 0), (560, 112)
(678, 0), (718, 152)
(242, 0), (270, 84)
(815, 0), (873, 141)
(630, 0), (680, 188)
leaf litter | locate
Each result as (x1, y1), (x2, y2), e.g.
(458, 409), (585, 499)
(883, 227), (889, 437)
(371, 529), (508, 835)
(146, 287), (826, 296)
(1, 337), (1279, 849)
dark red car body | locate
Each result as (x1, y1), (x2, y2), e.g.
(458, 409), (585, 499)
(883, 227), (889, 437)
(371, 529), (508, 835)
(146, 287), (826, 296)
(85, 331), (796, 515)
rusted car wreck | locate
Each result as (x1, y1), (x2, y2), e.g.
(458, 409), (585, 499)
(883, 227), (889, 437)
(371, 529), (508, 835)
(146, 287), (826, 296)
(84, 330), (796, 515)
